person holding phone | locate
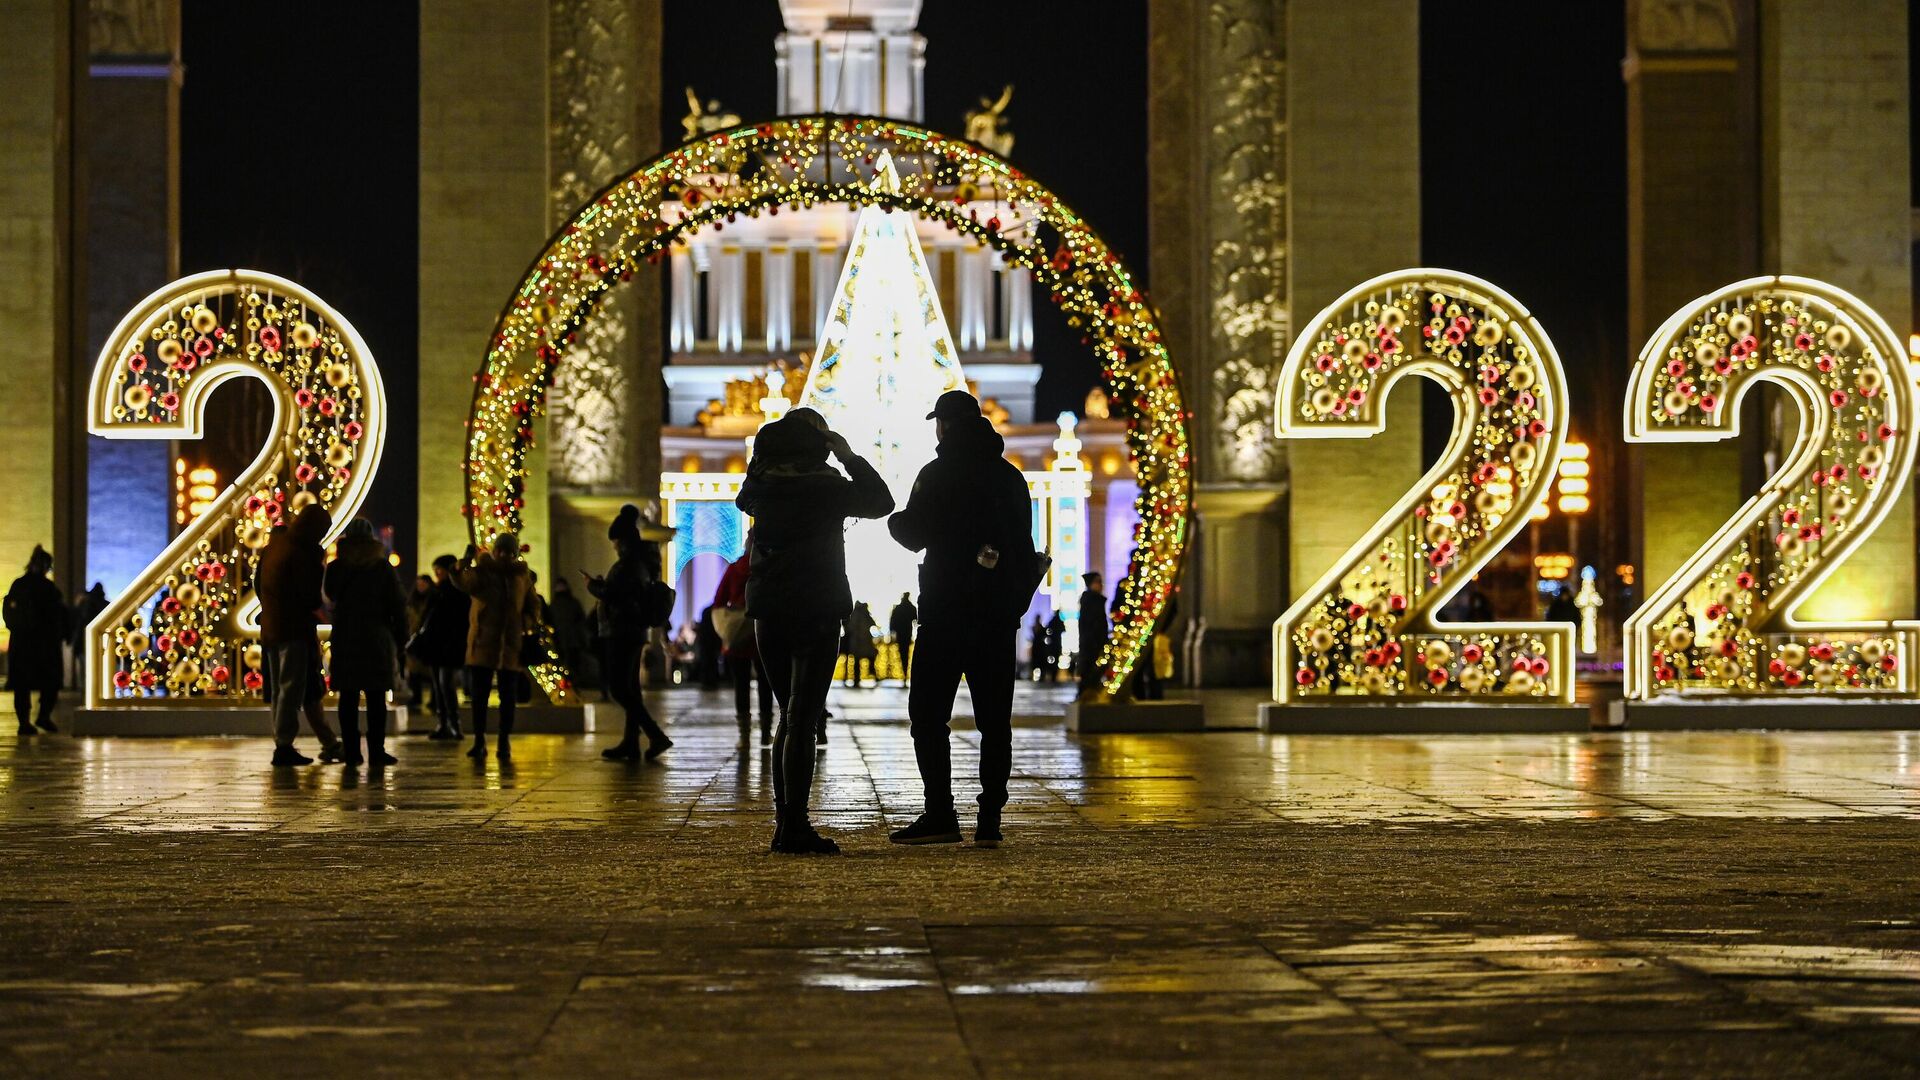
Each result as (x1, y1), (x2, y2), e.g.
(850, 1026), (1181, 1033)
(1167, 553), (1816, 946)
(736, 410), (893, 855)
(589, 505), (672, 762)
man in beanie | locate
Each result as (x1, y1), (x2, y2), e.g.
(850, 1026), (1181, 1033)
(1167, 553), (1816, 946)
(887, 390), (1037, 849)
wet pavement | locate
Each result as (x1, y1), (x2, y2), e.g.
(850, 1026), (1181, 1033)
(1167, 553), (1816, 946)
(2, 684), (1918, 1077)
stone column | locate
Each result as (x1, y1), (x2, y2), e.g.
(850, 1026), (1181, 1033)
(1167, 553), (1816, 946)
(1284, 0), (1423, 610)
(81, 0), (181, 599)
(546, 0), (664, 586)
(0, 2), (74, 588)
(1759, 0), (1914, 620)
(1624, 0), (1758, 608)
(419, 1), (552, 575)
(1151, 0), (1422, 688)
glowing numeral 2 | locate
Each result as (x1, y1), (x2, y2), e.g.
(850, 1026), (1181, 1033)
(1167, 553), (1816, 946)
(1622, 276), (1916, 699)
(84, 271), (388, 706)
(1274, 270), (1574, 704)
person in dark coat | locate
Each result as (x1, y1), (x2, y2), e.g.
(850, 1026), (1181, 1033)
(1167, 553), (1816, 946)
(1077, 572), (1111, 698)
(843, 601), (878, 688)
(694, 606), (723, 690)
(6, 546), (67, 734)
(889, 593), (917, 687)
(455, 533), (537, 761)
(257, 506), (339, 766)
(68, 582), (107, 690)
(736, 411), (893, 855)
(713, 548), (773, 748)
(404, 575), (432, 710)
(589, 504), (672, 761)
(546, 576), (590, 677)
(1044, 612), (1066, 683)
(414, 555), (471, 740)
(886, 392), (1037, 849)
(324, 518), (407, 767)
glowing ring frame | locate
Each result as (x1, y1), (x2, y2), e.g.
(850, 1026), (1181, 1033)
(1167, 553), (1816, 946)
(83, 270), (388, 707)
(1272, 269), (1574, 704)
(1623, 275), (1917, 699)
(468, 115), (1192, 696)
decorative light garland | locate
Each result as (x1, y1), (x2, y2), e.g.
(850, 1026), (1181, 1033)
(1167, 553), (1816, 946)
(84, 271), (387, 707)
(1623, 276), (1917, 699)
(469, 115), (1192, 696)
(1273, 270), (1574, 704)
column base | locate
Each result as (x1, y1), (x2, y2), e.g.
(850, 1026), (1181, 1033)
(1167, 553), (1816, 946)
(1067, 698), (1207, 733)
(1260, 701), (1591, 734)
(1608, 697), (1919, 731)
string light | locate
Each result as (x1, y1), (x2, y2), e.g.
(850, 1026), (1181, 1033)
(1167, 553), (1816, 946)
(468, 116), (1192, 696)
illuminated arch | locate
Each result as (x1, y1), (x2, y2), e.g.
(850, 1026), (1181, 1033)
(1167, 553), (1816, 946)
(469, 116), (1192, 696)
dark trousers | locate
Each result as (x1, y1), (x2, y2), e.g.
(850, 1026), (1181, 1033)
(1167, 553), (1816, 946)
(13, 687), (56, 727)
(895, 632), (912, 685)
(430, 665), (461, 724)
(1078, 635), (1109, 695)
(732, 654), (773, 734)
(603, 635), (666, 746)
(757, 618), (840, 821)
(337, 685), (388, 756)
(467, 667), (517, 738)
(908, 620), (1016, 817)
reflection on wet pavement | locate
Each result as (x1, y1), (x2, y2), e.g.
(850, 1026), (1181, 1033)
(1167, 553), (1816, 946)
(2, 685), (1918, 1076)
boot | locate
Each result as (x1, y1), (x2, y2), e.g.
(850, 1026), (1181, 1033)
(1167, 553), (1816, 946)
(602, 715), (642, 760)
(367, 711), (396, 768)
(774, 809), (839, 855)
(466, 736), (488, 760)
(339, 712), (364, 767)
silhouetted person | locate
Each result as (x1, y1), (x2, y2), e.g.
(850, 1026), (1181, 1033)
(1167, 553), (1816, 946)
(546, 576), (590, 677)
(1076, 572), (1110, 697)
(889, 594), (917, 686)
(6, 546), (66, 735)
(68, 582), (107, 690)
(1545, 585), (1578, 625)
(713, 548), (773, 748)
(843, 601), (878, 688)
(404, 574), (433, 710)
(412, 554), (470, 740)
(737, 411), (892, 854)
(591, 504), (672, 761)
(888, 392), (1037, 848)
(325, 518), (407, 767)
(456, 533), (536, 761)
(694, 605), (724, 690)
(1028, 614), (1048, 681)
(1044, 612), (1066, 682)
(258, 506), (340, 766)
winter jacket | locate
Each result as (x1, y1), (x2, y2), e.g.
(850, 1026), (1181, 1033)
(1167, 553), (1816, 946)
(887, 417), (1037, 629)
(1079, 589), (1111, 650)
(323, 535), (407, 691)
(414, 580), (470, 669)
(844, 604), (878, 660)
(4, 572), (67, 692)
(456, 552), (537, 671)
(256, 506), (331, 647)
(736, 453), (893, 626)
(589, 543), (660, 641)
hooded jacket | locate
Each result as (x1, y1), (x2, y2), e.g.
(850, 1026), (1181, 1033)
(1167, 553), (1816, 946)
(736, 452), (893, 626)
(456, 550), (537, 671)
(256, 506), (331, 647)
(888, 417), (1037, 629)
(324, 532), (407, 691)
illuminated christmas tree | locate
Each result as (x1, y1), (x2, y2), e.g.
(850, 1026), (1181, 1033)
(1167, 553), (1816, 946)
(799, 152), (969, 609)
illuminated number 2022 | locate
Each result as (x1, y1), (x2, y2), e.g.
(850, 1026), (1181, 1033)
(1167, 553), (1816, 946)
(1274, 270), (1574, 704)
(1623, 276), (1916, 699)
(83, 270), (388, 707)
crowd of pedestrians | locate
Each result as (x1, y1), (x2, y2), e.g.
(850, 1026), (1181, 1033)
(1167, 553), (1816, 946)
(7, 390), (1129, 857)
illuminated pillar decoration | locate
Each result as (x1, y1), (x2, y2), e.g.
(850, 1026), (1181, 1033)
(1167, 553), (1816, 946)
(1035, 412), (1092, 665)
(1622, 276), (1917, 699)
(1273, 269), (1575, 704)
(468, 117), (1191, 695)
(84, 270), (387, 707)
(1575, 567), (1602, 656)
(797, 152), (968, 609)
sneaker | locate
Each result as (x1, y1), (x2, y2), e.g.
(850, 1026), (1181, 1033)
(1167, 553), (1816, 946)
(975, 810), (1003, 849)
(317, 744), (345, 764)
(369, 749), (398, 767)
(35, 719), (58, 734)
(270, 747), (313, 767)
(465, 738), (487, 760)
(341, 748), (365, 768)
(601, 742), (640, 761)
(776, 822), (841, 855)
(889, 813), (963, 846)
(16, 724), (35, 737)
(644, 735), (674, 761)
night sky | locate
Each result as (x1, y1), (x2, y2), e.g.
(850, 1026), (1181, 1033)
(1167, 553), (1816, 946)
(175, 1), (1898, 569)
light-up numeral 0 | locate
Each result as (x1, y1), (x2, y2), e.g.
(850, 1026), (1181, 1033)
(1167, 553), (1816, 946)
(1622, 276), (1916, 699)
(84, 271), (388, 706)
(1274, 270), (1574, 704)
